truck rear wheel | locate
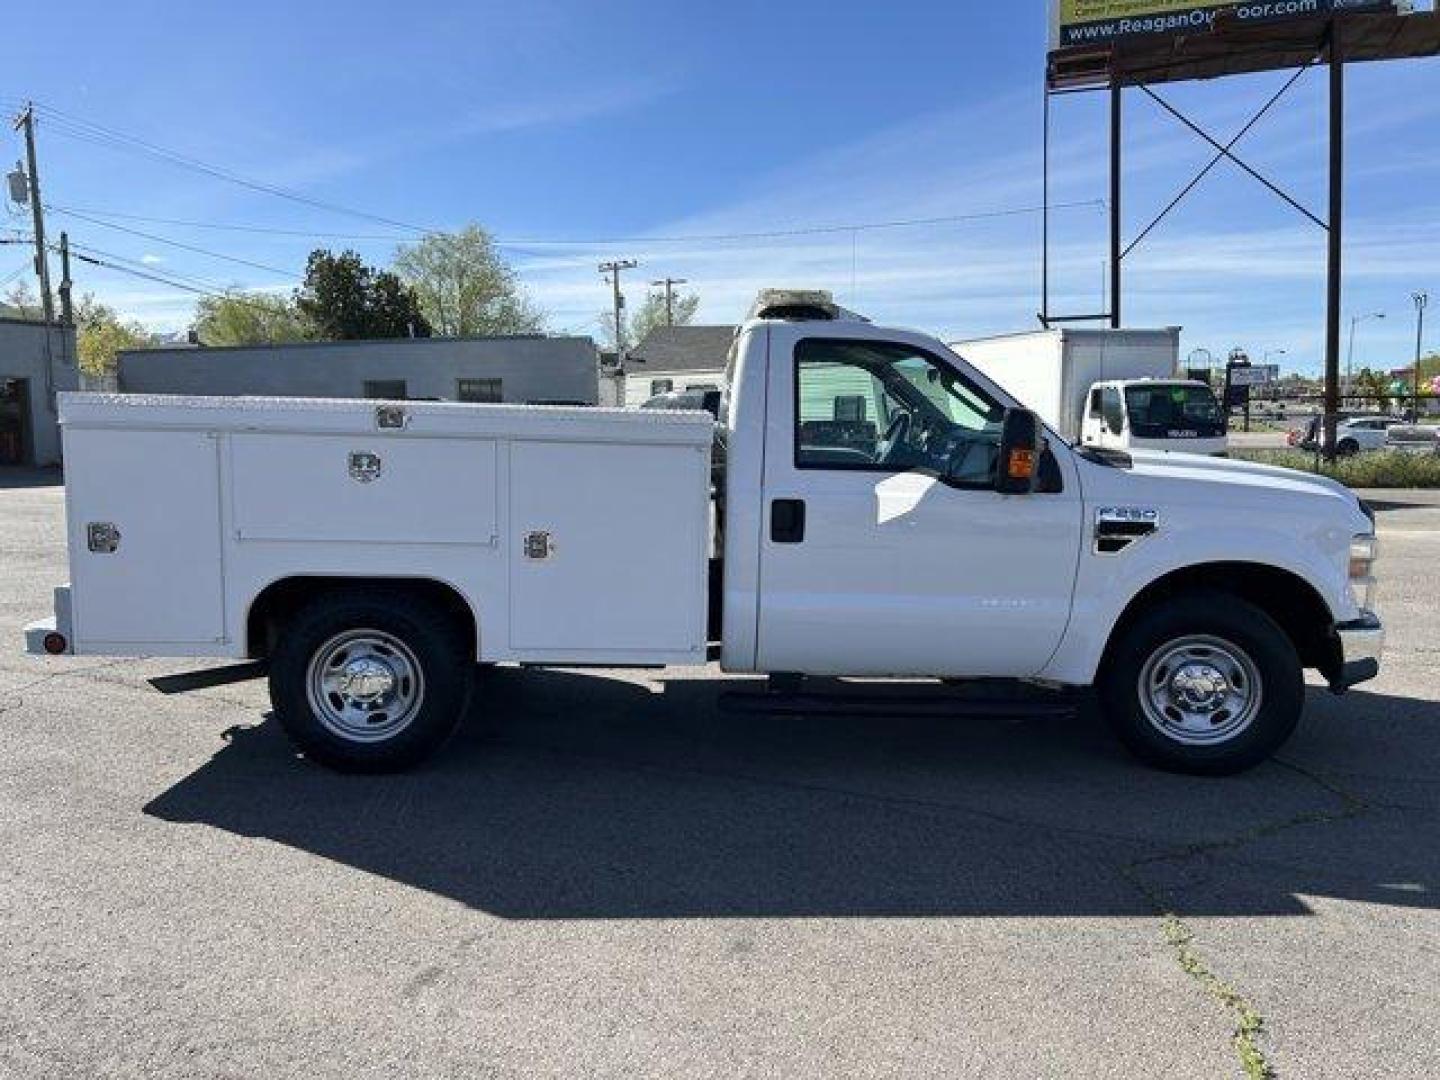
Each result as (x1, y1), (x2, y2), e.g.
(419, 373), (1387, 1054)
(1098, 594), (1302, 775)
(269, 589), (472, 772)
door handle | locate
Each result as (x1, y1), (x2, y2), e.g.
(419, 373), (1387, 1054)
(771, 499), (806, 544)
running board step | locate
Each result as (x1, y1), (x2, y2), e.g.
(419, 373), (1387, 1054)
(717, 690), (1077, 719)
(149, 661), (269, 695)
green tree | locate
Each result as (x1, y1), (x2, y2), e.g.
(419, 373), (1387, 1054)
(2, 281), (42, 319)
(1353, 367), (1392, 412)
(296, 249), (430, 340)
(75, 294), (150, 377)
(599, 287), (701, 352)
(393, 225), (544, 337)
(194, 290), (313, 346)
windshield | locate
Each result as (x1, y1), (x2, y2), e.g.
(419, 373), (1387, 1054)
(1124, 383), (1225, 437)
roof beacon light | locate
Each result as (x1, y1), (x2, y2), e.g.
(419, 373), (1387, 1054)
(748, 289), (867, 324)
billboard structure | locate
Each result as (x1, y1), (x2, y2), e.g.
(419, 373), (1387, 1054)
(1050, 0), (1391, 54)
(1039, 2), (1440, 453)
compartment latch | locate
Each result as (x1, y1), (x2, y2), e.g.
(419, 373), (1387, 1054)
(87, 522), (122, 554)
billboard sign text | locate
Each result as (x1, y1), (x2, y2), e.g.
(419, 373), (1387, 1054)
(1050, 0), (1391, 52)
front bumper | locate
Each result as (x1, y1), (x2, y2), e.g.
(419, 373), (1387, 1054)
(1330, 611), (1383, 693)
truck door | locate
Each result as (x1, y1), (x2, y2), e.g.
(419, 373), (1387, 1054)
(755, 331), (1083, 678)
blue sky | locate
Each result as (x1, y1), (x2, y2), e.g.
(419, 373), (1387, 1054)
(3, 0), (1436, 372)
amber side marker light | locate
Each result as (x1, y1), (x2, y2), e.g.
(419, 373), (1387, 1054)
(43, 632), (68, 655)
(1007, 449), (1038, 480)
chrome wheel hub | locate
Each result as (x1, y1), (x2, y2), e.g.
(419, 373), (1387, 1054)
(1138, 635), (1263, 747)
(336, 657), (396, 703)
(306, 629), (424, 743)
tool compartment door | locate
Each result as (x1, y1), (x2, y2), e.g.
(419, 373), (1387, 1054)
(508, 440), (707, 658)
(65, 428), (225, 649)
(229, 433), (497, 545)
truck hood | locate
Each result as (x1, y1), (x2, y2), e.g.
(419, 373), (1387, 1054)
(1081, 448), (1369, 529)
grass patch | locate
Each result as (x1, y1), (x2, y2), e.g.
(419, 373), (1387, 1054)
(1230, 449), (1440, 489)
(1162, 915), (1275, 1080)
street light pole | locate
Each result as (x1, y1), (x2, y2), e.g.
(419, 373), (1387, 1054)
(1345, 311), (1385, 400)
(1414, 292), (1429, 421)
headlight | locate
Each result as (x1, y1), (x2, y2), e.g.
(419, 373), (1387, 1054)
(1348, 533), (1379, 612)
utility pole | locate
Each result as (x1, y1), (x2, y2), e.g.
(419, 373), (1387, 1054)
(650, 276), (688, 326)
(58, 231), (74, 326)
(1322, 26), (1344, 458)
(12, 103), (54, 324)
(1414, 292), (1429, 421)
(599, 259), (637, 360)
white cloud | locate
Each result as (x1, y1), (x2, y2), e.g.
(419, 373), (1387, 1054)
(512, 72), (1438, 372)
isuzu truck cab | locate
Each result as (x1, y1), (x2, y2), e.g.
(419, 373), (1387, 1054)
(24, 290), (1381, 776)
(954, 328), (1229, 456)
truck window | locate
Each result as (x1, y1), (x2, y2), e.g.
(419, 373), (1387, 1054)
(1124, 383), (1224, 437)
(457, 378), (502, 403)
(363, 380), (408, 401)
(1101, 387), (1124, 434)
(795, 339), (1005, 485)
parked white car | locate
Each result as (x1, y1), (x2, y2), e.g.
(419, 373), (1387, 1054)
(1293, 415), (1401, 455)
(1334, 416), (1402, 456)
(24, 290), (1383, 777)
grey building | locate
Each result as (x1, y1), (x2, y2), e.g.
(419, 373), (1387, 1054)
(0, 317), (79, 466)
(620, 325), (737, 407)
(118, 335), (600, 406)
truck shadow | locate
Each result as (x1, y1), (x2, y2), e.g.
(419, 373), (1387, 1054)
(144, 668), (1440, 920)
(0, 466), (62, 489)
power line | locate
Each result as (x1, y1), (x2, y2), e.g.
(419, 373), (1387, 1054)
(65, 245), (286, 313)
(44, 197), (1106, 251)
(34, 102), (435, 235)
(49, 205), (297, 277)
(47, 205), (410, 242)
(0, 261), (30, 287)
(496, 201), (1106, 246)
(66, 237), (263, 295)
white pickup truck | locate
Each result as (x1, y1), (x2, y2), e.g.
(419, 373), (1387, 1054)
(24, 290), (1382, 776)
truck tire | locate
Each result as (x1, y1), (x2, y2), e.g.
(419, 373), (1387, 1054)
(268, 589), (472, 772)
(1337, 438), (1360, 457)
(1098, 594), (1302, 776)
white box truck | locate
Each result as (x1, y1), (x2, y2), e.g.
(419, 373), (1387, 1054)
(951, 328), (1228, 456)
(24, 292), (1381, 776)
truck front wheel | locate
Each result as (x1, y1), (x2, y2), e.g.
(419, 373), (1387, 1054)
(1098, 594), (1302, 775)
(269, 589), (472, 772)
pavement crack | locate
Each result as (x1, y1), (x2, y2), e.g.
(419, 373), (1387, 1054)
(0, 659), (137, 720)
(1116, 759), (1376, 1080)
(1161, 914), (1275, 1080)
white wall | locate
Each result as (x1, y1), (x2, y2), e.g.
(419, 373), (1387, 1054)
(622, 368), (725, 408)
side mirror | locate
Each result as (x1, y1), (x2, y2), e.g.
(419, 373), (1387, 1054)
(995, 408), (1042, 494)
(1103, 397), (1125, 435)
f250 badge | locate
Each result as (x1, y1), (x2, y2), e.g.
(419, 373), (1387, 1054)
(1094, 507), (1160, 555)
(1167, 430), (1199, 438)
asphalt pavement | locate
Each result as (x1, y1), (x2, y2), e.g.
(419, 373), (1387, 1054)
(1, 470), (1437, 1078)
